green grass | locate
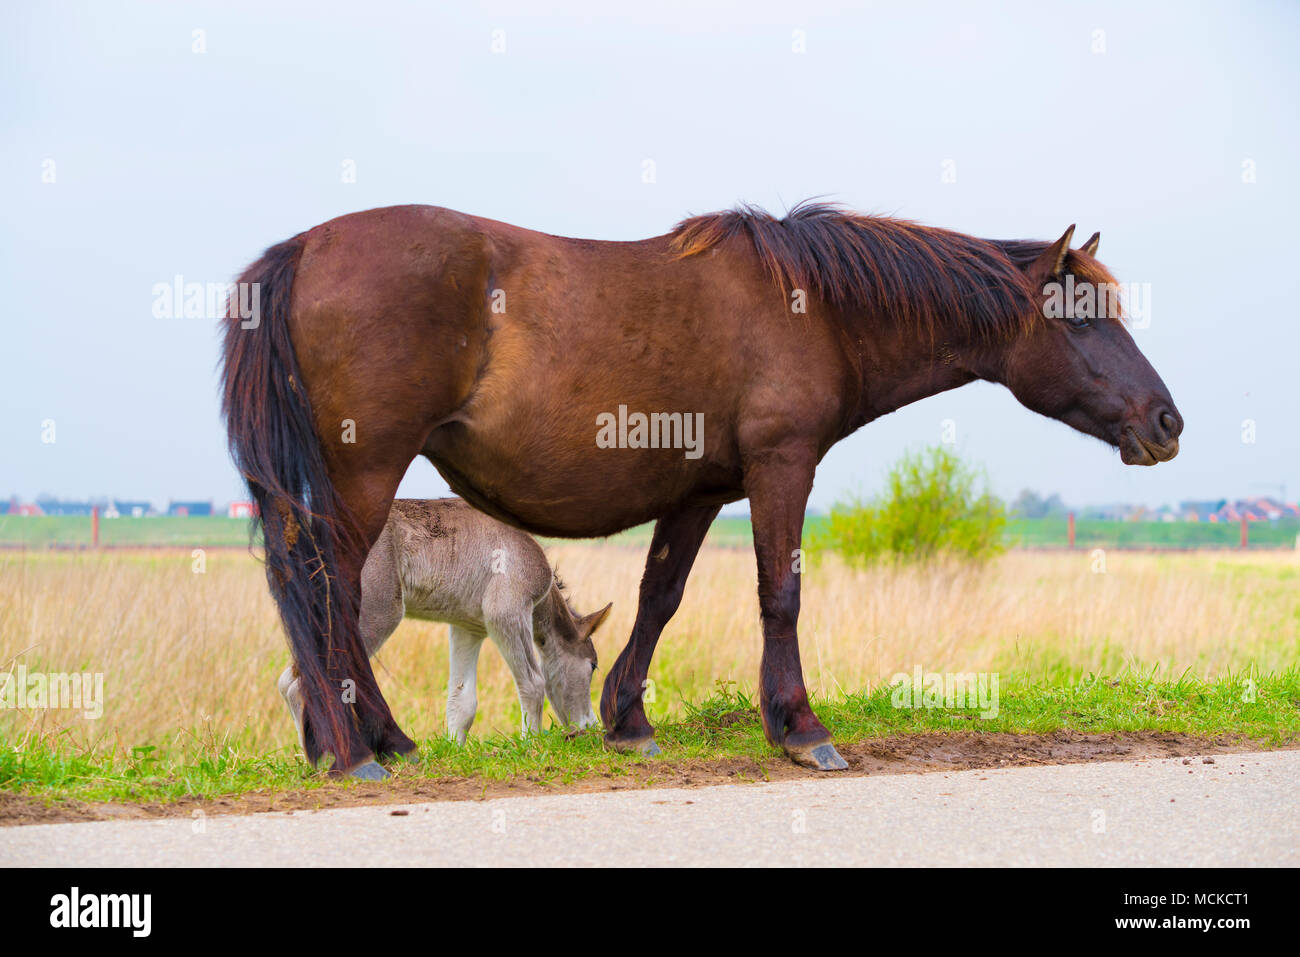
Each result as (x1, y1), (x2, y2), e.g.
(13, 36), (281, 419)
(1007, 516), (1300, 549)
(0, 515), (259, 548)
(5, 670), (1296, 805)
(0, 515), (753, 550)
(4, 514), (1296, 550)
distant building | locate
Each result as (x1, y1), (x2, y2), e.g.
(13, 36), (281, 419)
(1178, 500), (1224, 522)
(34, 497), (97, 516)
(167, 500), (213, 517)
(227, 501), (257, 519)
(110, 500), (154, 518)
(1252, 497), (1300, 520)
(1174, 497), (1299, 523)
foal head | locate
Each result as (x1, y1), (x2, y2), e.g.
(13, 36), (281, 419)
(989, 226), (1182, 465)
(536, 578), (611, 730)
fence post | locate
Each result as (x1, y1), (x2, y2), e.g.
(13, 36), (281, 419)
(1067, 511), (1075, 549)
(1240, 516), (1248, 550)
(91, 505), (100, 548)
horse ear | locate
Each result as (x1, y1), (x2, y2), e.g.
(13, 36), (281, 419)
(1030, 224), (1076, 280)
(1081, 231), (1100, 258)
(576, 602), (613, 638)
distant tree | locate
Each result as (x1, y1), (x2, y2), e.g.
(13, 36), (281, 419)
(1011, 489), (1046, 518)
(1011, 489), (1067, 518)
(812, 446), (1006, 566)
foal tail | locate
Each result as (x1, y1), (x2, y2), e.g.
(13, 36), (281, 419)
(220, 235), (366, 771)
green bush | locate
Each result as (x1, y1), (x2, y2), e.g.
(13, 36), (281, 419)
(813, 446), (1006, 566)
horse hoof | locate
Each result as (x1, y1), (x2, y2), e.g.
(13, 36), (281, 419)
(787, 741), (848, 771)
(605, 734), (661, 757)
(348, 760), (391, 780)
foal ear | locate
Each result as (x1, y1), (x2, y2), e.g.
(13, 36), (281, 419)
(1080, 231), (1100, 258)
(576, 602), (613, 638)
(1030, 224), (1076, 281)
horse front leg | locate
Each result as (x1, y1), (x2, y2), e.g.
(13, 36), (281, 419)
(744, 443), (847, 771)
(601, 503), (720, 755)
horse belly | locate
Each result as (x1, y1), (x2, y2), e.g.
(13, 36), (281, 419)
(425, 409), (738, 538)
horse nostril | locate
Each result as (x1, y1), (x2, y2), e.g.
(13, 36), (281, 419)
(1158, 410), (1179, 439)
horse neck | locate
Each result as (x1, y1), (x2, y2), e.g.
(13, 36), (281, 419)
(836, 315), (984, 428)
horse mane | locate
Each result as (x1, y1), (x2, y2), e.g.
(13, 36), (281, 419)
(992, 239), (1123, 299)
(670, 201), (1049, 341)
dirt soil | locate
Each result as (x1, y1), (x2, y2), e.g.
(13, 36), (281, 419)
(1, 730), (1284, 827)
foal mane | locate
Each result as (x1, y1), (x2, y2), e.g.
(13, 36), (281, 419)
(550, 570), (579, 616)
(670, 201), (1045, 342)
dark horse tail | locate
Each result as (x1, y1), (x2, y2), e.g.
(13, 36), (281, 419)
(220, 236), (368, 771)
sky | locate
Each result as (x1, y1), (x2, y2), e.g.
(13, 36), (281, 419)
(2, 0), (1298, 514)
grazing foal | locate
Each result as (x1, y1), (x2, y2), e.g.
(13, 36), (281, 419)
(278, 499), (611, 760)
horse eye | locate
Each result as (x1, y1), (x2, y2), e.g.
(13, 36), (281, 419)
(1066, 314), (1090, 330)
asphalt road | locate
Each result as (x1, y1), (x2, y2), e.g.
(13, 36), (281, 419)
(5, 750), (1297, 866)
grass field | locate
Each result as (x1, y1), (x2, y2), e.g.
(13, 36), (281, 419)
(1, 544), (1297, 803)
(3, 513), (1297, 550)
(5, 512), (1294, 548)
(1006, 516), (1300, 550)
(0, 515), (256, 548)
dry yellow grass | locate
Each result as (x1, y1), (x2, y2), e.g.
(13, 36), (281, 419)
(0, 546), (1295, 756)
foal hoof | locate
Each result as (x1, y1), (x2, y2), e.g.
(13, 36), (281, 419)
(605, 734), (661, 757)
(786, 741), (849, 771)
(348, 760), (391, 781)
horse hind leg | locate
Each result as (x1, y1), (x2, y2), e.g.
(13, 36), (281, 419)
(278, 665), (394, 780)
(277, 526), (410, 775)
(280, 664), (392, 779)
(357, 526), (418, 762)
(319, 462), (419, 775)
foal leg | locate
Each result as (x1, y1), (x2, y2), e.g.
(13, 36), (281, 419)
(485, 611), (546, 735)
(745, 442), (847, 771)
(446, 625), (486, 744)
(277, 664), (307, 751)
(601, 503), (720, 755)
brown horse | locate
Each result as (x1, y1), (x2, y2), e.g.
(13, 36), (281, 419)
(222, 201), (1181, 777)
